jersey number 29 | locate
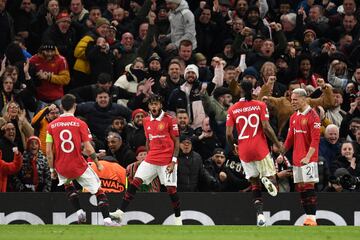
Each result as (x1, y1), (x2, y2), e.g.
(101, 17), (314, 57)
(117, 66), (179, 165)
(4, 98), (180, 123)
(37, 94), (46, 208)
(236, 114), (260, 140)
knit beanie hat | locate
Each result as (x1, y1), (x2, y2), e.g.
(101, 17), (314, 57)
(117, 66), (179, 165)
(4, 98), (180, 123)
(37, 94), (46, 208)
(95, 17), (110, 29)
(184, 64), (199, 79)
(131, 108), (147, 120)
(26, 136), (41, 150)
(148, 52), (161, 64)
(56, 12), (71, 23)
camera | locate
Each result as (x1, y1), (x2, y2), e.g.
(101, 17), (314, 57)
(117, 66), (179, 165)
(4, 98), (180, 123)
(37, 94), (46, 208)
(329, 174), (360, 190)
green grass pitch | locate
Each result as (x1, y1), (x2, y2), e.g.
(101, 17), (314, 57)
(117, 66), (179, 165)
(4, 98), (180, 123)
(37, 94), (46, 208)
(0, 225), (360, 240)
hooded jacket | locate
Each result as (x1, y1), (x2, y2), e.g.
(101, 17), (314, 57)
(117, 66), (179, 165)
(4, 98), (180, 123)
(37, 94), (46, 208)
(167, 0), (197, 49)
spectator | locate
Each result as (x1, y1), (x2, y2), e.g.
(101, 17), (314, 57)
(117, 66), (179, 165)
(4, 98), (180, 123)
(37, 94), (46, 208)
(168, 64), (215, 129)
(126, 146), (161, 192)
(0, 0), (14, 56)
(0, 122), (18, 162)
(0, 148), (23, 192)
(29, 0), (60, 53)
(325, 88), (347, 127)
(105, 116), (127, 140)
(177, 134), (217, 192)
(193, 116), (222, 160)
(42, 12), (79, 70)
(331, 141), (360, 179)
(176, 109), (194, 137)
(69, 0), (89, 25)
(106, 131), (136, 168)
(70, 72), (134, 104)
(13, 0), (35, 48)
(13, 136), (51, 192)
(73, 17), (110, 88)
(165, 0), (197, 51)
(75, 88), (131, 145)
(31, 103), (60, 154)
(29, 41), (70, 110)
(319, 124), (341, 173)
(341, 117), (360, 142)
(0, 101), (34, 153)
(201, 86), (232, 146)
(124, 108), (147, 151)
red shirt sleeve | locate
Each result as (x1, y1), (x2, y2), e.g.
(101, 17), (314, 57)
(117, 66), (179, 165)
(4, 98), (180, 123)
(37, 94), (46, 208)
(226, 106), (234, 127)
(170, 117), (179, 137)
(284, 115), (294, 150)
(260, 102), (269, 121)
(309, 111), (321, 149)
(80, 121), (91, 142)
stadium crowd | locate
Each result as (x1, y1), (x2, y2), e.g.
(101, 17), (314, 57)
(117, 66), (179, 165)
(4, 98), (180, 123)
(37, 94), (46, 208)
(0, 0), (360, 194)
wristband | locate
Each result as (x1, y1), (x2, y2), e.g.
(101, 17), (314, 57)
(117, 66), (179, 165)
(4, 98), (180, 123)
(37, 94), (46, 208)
(50, 168), (55, 173)
(172, 157), (177, 163)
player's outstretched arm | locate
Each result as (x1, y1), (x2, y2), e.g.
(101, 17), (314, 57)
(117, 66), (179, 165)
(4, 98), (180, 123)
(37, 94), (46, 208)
(262, 120), (284, 153)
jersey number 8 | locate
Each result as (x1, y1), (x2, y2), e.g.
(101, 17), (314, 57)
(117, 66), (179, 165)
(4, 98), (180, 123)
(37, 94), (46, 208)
(60, 129), (74, 153)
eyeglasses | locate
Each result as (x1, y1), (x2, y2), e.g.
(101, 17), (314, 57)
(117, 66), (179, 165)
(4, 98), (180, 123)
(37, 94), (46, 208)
(8, 105), (19, 109)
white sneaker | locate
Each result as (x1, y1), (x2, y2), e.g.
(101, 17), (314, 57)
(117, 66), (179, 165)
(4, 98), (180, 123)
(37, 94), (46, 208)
(103, 217), (121, 227)
(76, 209), (86, 224)
(257, 214), (266, 227)
(261, 177), (278, 196)
(174, 216), (183, 225)
(109, 209), (124, 223)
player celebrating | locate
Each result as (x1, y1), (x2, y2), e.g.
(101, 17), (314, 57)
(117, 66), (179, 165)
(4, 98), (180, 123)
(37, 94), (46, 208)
(280, 88), (320, 226)
(46, 94), (119, 226)
(110, 94), (182, 225)
(226, 80), (283, 226)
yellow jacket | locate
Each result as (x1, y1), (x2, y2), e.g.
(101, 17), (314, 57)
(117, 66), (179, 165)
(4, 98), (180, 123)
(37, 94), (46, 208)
(73, 35), (94, 74)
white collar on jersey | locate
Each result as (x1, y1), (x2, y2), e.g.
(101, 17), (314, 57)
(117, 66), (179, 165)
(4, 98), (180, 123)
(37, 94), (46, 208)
(150, 110), (165, 121)
(60, 113), (74, 117)
(297, 105), (311, 116)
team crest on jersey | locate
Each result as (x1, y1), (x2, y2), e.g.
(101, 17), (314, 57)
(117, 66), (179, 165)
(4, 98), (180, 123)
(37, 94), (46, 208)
(301, 119), (308, 125)
(158, 122), (165, 131)
(314, 122), (321, 128)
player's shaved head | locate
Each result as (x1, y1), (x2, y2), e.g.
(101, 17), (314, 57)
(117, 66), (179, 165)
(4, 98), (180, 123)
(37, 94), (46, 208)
(61, 94), (76, 111)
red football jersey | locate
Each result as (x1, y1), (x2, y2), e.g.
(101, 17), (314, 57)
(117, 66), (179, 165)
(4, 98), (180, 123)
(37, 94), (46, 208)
(284, 107), (321, 167)
(143, 111), (179, 166)
(47, 114), (91, 178)
(226, 99), (270, 162)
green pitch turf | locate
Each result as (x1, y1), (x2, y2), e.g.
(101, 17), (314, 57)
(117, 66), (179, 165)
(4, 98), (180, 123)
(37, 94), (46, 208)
(0, 225), (359, 240)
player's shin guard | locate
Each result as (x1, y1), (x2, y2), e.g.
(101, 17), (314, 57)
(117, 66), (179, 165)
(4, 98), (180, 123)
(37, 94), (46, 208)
(65, 183), (81, 211)
(251, 184), (263, 214)
(120, 177), (143, 211)
(167, 186), (181, 217)
(96, 189), (110, 218)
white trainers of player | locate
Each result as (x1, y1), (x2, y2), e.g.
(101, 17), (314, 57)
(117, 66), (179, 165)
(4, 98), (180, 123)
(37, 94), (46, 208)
(257, 214), (266, 227)
(109, 209), (124, 223)
(261, 177), (278, 197)
(174, 216), (183, 225)
(103, 217), (121, 227)
(76, 209), (86, 224)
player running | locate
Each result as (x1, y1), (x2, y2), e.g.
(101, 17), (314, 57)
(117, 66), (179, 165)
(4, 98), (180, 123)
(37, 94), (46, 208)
(46, 94), (119, 226)
(110, 94), (182, 225)
(226, 80), (284, 226)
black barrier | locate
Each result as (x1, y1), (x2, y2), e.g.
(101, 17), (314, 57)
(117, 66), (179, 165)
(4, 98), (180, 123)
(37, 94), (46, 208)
(0, 193), (359, 225)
